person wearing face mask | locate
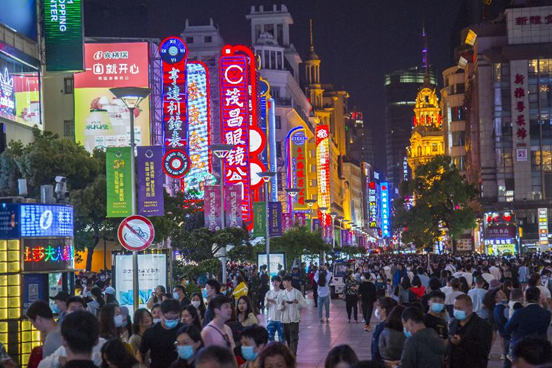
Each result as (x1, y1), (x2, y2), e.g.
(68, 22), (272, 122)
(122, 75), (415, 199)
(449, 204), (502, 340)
(423, 291), (448, 343)
(170, 325), (204, 368)
(173, 285), (192, 307)
(492, 288), (511, 367)
(202, 279), (223, 327)
(99, 304), (132, 348)
(49, 291), (69, 324)
(139, 299), (183, 368)
(448, 294), (493, 368)
(190, 292), (206, 320)
(399, 306), (446, 368)
(240, 325), (268, 368)
(119, 307), (132, 342)
(371, 297), (398, 361)
(129, 308), (152, 364)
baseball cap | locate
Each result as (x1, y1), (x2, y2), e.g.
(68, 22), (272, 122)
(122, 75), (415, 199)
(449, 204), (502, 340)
(49, 291), (70, 302)
(104, 286), (115, 295)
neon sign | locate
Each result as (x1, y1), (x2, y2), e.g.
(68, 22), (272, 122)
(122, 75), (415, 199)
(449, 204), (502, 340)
(0, 68), (15, 116)
(287, 127), (308, 211)
(24, 245), (74, 263)
(160, 37), (188, 149)
(183, 61), (212, 197)
(368, 181), (377, 228)
(220, 47), (252, 224)
(380, 182), (390, 237)
(316, 125), (330, 226)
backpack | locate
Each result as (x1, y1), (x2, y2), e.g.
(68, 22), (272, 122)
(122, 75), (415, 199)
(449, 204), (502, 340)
(318, 270), (327, 287)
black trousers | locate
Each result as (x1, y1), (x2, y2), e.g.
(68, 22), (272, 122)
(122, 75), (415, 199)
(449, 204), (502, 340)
(312, 283), (318, 306)
(345, 295), (358, 321)
(362, 301), (374, 326)
(283, 322), (300, 355)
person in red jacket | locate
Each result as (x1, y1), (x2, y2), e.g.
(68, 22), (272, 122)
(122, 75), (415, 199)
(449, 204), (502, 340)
(410, 276), (426, 300)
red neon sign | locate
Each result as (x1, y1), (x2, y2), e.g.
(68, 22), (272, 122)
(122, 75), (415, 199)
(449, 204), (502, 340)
(316, 125), (331, 226)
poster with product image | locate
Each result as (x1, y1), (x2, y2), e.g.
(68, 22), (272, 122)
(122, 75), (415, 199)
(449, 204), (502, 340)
(114, 254), (167, 315)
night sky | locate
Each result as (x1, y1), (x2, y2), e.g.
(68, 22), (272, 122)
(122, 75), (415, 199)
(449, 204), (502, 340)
(85, 0), (466, 173)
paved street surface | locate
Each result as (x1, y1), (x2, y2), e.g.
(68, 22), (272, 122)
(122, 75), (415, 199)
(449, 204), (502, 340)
(261, 292), (523, 368)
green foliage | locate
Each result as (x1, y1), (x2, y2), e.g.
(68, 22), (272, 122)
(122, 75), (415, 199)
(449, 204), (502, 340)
(394, 156), (478, 250)
(174, 258), (222, 281)
(333, 246), (367, 258)
(270, 226), (331, 269)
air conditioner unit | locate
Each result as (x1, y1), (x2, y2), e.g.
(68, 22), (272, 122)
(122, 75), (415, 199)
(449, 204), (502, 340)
(532, 191), (542, 200)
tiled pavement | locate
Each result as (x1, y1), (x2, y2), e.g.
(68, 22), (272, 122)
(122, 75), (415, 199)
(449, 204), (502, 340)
(260, 292), (527, 368)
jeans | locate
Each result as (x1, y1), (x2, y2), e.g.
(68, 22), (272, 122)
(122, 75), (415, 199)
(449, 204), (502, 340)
(503, 337), (511, 368)
(267, 320), (285, 342)
(346, 295), (358, 321)
(362, 301), (374, 326)
(283, 322), (300, 355)
(318, 295), (330, 319)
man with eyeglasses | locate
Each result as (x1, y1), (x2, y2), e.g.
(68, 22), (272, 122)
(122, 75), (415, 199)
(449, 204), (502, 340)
(139, 299), (183, 368)
(201, 295), (236, 352)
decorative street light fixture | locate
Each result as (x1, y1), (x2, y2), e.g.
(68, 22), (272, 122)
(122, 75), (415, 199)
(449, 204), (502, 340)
(305, 199), (317, 231)
(109, 87), (151, 311)
(208, 143), (234, 285)
(330, 212), (338, 249)
(258, 171), (277, 275)
(285, 187), (301, 220)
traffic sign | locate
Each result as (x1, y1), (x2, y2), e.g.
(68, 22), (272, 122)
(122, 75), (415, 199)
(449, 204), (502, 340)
(118, 215), (155, 252)
(163, 149), (191, 178)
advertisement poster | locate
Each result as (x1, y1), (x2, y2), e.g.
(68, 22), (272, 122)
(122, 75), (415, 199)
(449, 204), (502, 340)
(282, 213), (292, 232)
(225, 185), (243, 228)
(44, 0), (83, 71)
(204, 185), (222, 231)
(268, 202), (282, 237)
(294, 213), (306, 226)
(106, 147), (132, 217)
(137, 146), (164, 217)
(253, 202), (266, 238)
(74, 42), (151, 151)
(115, 254), (167, 314)
(257, 253), (285, 277)
(23, 274), (46, 315)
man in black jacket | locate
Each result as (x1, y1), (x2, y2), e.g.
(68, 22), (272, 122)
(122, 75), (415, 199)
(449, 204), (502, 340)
(358, 272), (377, 331)
(448, 294), (492, 368)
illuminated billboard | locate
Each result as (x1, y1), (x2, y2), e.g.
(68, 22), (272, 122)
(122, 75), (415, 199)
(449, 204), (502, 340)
(219, 46), (252, 225)
(183, 61), (213, 197)
(287, 127), (308, 211)
(74, 42), (151, 151)
(368, 181), (377, 228)
(0, 0), (37, 41)
(43, 0), (84, 71)
(380, 182), (390, 238)
(316, 125), (330, 225)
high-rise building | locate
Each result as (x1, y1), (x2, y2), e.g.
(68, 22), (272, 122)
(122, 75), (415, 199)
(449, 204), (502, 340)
(385, 66), (436, 193)
(346, 109), (375, 166)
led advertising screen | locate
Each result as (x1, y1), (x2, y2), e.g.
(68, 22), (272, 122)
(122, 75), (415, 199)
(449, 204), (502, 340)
(0, 0), (37, 41)
(22, 238), (74, 272)
(20, 204), (74, 238)
(380, 182), (390, 238)
(74, 42), (151, 151)
(43, 0), (83, 71)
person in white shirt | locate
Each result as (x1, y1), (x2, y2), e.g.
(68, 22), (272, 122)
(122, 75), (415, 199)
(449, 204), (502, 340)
(468, 277), (489, 319)
(445, 278), (465, 317)
(265, 276), (285, 342)
(277, 275), (306, 355)
(489, 264), (501, 281)
(481, 267), (496, 285)
(314, 264), (333, 323)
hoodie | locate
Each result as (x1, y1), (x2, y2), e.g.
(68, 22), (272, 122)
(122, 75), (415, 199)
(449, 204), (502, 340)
(399, 328), (446, 368)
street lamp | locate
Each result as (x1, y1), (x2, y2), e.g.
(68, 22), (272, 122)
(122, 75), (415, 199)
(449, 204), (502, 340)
(285, 187), (300, 220)
(305, 199), (317, 231)
(330, 212), (338, 249)
(258, 171), (277, 276)
(337, 216), (344, 246)
(208, 143), (234, 285)
(109, 87), (151, 311)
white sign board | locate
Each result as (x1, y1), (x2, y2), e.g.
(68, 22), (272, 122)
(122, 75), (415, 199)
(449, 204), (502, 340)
(257, 253), (285, 277)
(115, 254), (167, 315)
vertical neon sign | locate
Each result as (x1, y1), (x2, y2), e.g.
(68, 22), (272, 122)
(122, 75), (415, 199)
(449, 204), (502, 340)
(184, 61), (212, 197)
(316, 125), (330, 225)
(380, 182), (390, 237)
(368, 181), (377, 228)
(219, 47), (252, 225)
(287, 127), (308, 211)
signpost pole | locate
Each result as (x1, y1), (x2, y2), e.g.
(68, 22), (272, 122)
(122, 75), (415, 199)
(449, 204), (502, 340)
(129, 107), (140, 311)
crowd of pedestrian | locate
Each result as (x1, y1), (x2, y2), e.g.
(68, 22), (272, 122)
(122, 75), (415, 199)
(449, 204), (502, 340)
(4, 253), (552, 368)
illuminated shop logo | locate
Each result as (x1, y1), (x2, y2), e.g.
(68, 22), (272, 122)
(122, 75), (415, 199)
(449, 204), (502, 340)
(39, 210), (54, 230)
(24, 245), (74, 263)
(0, 68), (15, 112)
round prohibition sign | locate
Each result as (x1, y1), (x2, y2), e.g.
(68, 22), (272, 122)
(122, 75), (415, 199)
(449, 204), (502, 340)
(118, 215), (155, 252)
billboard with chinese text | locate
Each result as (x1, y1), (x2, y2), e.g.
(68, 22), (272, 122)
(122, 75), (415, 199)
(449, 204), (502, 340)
(316, 125), (331, 226)
(287, 127), (308, 211)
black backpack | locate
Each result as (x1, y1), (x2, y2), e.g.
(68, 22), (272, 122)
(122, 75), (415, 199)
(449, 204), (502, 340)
(318, 270), (327, 287)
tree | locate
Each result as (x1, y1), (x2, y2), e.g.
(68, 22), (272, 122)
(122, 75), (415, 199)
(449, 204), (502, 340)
(270, 226), (331, 269)
(394, 155), (478, 252)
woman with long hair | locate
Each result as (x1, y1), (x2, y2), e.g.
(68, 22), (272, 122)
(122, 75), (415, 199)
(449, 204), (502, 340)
(259, 342), (296, 368)
(170, 325), (204, 368)
(396, 277), (413, 306)
(378, 305), (406, 366)
(181, 305), (202, 331)
(237, 295), (259, 327)
(128, 308), (152, 361)
(371, 297), (398, 361)
(146, 285), (166, 309)
(190, 292), (206, 320)
(101, 338), (140, 368)
(324, 344), (359, 368)
(87, 286), (106, 317)
(99, 303), (125, 341)
(458, 277), (470, 294)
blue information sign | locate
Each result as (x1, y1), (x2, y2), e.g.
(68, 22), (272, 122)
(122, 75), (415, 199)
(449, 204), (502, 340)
(20, 204), (74, 238)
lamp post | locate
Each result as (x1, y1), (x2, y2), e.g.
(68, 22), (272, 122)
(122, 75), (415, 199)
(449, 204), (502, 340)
(318, 207), (328, 265)
(330, 212), (338, 249)
(258, 171), (277, 276)
(337, 216), (344, 246)
(209, 143), (234, 285)
(305, 199), (317, 231)
(285, 188), (300, 220)
(109, 87), (151, 311)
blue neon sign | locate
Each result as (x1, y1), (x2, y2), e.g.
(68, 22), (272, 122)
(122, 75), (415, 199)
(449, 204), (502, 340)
(20, 204), (74, 238)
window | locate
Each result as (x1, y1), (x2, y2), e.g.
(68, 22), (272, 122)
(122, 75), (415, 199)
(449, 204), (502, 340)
(64, 78), (73, 94)
(455, 83), (465, 94)
(310, 179), (317, 187)
(186, 37), (193, 44)
(432, 143), (438, 152)
(311, 165), (316, 172)
(63, 120), (75, 138)
(275, 116), (282, 129)
(276, 141), (282, 158)
(204, 36), (212, 43)
(452, 131), (465, 146)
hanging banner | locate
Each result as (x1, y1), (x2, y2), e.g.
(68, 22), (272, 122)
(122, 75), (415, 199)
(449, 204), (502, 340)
(341, 229), (349, 246)
(160, 36), (188, 148)
(348, 231), (354, 246)
(313, 219), (321, 231)
(282, 213), (293, 232)
(268, 202), (282, 237)
(204, 185), (222, 231)
(305, 218), (312, 231)
(324, 225), (333, 245)
(294, 213), (306, 226)
(106, 147), (132, 218)
(253, 202), (266, 238)
(137, 146), (164, 217)
(225, 185), (243, 228)
(183, 61), (212, 198)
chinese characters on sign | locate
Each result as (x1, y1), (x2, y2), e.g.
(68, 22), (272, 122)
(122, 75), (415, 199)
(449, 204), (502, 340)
(106, 147), (132, 218)
(225, 185), (243, 228)
(287, 128), (308, 211)
(160, 37), (188, 149)
(538, 208), (549, 247)
(204, 185), (222, 231)
(24, 245), (74, 263)
(368, 181), (378, 229)
(380, 182), (390, 238)
(486, 226), (516, 239)
(219, 51), (251, 224)
(316, 125), (331, 226)
(512, 68), (529, 161)
(515, 15), (552, 25)
(137, 146), (164, 217)
(268, 202), (282, 237)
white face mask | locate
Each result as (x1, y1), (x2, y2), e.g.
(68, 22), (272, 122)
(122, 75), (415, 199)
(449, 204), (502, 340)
(374, 309), (381, 320)
(191, 301), (201, 308)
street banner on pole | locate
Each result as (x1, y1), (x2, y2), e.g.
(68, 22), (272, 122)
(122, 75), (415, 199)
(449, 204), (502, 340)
(204, 185), (222, 231)
(137, 146), (164, 217)
(225, 185), (243, 228)
(253, 202), (266, 238)
(324, 225), (332, 244)
(268, 202), (282, 237)
(294, 213), (306, 226)
(305, 218), (312, 231)
(313, 219), (321, 231)
(282, 213), (292, 232)
(106, 147), (132, 218)
(341, 229), (348, 246)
